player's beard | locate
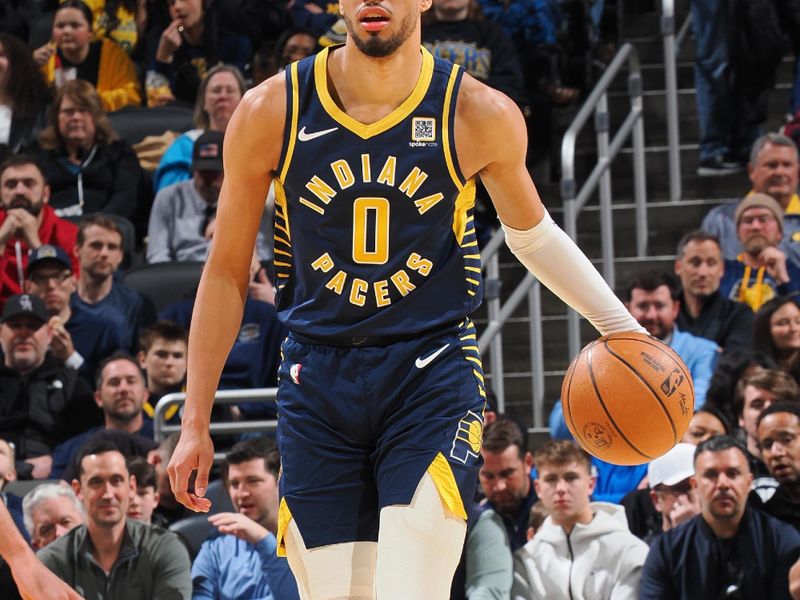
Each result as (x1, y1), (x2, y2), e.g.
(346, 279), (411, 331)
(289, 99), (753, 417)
(342, 9), (418, 58)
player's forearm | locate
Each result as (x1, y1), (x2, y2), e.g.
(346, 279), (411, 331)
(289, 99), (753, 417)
(184, 269), (247, 430)
(502, 211), (645, 336)
(0, 504), (33, 564)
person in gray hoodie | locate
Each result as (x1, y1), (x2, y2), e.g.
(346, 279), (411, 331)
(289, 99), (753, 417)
(512, 440), (649, 600)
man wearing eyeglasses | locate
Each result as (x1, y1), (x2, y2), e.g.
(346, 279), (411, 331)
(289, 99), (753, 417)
(0, 293), (94, 479)
(24, 244), (122, 383)
(640, 436), (800, 599)
(718, 193), (800, 311)
(0, 155), (78, 310)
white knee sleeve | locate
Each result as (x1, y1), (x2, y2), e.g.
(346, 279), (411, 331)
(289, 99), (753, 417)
(502, 211), (646, 336)
(284, 520), (377, 600)
(375, 473), (467, 600)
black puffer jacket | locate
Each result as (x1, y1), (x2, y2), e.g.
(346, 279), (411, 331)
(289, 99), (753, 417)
(37, 139), (142, 219)
(0, 354), (97, 473)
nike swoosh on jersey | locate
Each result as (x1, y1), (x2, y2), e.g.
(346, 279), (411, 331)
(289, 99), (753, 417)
(415, 343), (450, 369)
(297, 126), (339, 142)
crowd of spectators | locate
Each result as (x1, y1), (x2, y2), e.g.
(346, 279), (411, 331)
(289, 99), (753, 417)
(6, 0), (800, 599)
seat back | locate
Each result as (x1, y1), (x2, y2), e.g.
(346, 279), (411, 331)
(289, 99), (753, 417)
(169, 514), (214, 560)
(122, 261), (203, 313)
(108, 105), (195, 147)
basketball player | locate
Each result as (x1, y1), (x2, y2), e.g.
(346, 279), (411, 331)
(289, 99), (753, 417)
(168, 0), (644, 597)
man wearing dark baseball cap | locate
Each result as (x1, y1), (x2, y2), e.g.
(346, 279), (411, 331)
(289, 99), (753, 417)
(719, 193), (800, 310)
(147, 130), (269, 264)
(23, 245), (123, 381)
(0, 293), (95, 479)
(0, 293), (48, 326)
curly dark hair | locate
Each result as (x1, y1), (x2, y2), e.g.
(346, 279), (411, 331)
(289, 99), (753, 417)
(0, 33), (50, 119)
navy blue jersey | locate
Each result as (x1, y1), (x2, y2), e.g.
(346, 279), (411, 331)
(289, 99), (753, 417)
(273, 46), (482, 338)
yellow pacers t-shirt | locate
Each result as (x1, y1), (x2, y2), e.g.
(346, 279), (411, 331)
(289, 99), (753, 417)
(62, 0), (138, 55)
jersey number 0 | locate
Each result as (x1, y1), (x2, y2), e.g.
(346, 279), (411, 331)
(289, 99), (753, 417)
(352, 197), (390, 264)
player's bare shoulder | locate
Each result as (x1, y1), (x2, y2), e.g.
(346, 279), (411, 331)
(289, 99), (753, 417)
(225, 72), (288, 175)
(454, 73), (528, 179)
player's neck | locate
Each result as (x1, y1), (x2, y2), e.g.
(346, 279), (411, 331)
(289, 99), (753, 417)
(331, 40), (424, 117)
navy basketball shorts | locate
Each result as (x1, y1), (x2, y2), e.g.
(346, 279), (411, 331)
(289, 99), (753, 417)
(274, 319), (487, 554)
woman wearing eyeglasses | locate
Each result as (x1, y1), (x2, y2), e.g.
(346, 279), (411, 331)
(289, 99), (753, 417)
(36, 79), (142, 219)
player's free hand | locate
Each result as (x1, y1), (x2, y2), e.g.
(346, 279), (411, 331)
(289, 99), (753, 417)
(168, 429), (214, 512)
(9, 550), (84, 600)
(208, 512), (269, 545)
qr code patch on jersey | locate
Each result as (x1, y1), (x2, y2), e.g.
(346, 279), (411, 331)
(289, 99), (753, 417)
(412, 117), (436, 142)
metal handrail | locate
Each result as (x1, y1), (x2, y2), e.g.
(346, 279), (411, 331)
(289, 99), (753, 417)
(476, 226), (545, 424)
(561, 43), (647, 358)
(661, 0), (692, 203)
(154, 388), (278, 461)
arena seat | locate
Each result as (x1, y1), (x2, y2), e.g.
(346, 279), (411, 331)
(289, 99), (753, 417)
(169, 514), (214, 560)
(122, 261), (203, 313)
(168, 480), (233, 559)
(108, 104), (195, 147)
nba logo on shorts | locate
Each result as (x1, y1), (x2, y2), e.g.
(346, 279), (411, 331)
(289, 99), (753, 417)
(450, 410), (483, 464)
(290, 363), (302, 385)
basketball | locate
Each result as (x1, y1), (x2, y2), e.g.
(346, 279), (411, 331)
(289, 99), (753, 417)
(561, 331), (694, 465)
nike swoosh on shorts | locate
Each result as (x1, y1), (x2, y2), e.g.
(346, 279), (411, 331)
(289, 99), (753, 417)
(415, 343), (450, 369)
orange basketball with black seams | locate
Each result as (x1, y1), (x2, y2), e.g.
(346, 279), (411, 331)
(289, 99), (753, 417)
(561, 331), (694, 465)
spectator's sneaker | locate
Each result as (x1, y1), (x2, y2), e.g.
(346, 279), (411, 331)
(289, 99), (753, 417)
(697, 155), (746, 176)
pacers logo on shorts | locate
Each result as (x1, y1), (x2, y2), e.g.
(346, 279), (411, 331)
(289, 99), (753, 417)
(450, 410), (483, 464)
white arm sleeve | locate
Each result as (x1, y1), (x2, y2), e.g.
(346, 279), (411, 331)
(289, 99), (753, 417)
(501, 211), (646, 336)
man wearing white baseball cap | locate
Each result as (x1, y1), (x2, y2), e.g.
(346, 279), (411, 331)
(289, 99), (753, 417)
(648, 443), (701, 536)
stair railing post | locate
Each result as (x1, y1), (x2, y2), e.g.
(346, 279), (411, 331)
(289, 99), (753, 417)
(486, 251), (505, 414)
(661, 0), (682, 203)
(528, 281), (544, 428)
(595, 94), (615, 289)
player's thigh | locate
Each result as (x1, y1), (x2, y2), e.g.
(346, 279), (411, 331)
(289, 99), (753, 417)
(276, 337), (380, 552)
(375, 473), (467, 600)
(284, 519), (378, 600)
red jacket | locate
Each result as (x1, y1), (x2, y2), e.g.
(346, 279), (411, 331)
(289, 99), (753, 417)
(0, 205), (79, 308)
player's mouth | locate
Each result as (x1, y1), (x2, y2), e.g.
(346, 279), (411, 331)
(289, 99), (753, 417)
(358, 6), (390, 32)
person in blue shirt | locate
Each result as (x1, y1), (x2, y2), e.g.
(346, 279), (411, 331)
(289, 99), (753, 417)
(71, 215), (156, 353)
(160, 256), (285, 420)
(192, 436), (300, 600)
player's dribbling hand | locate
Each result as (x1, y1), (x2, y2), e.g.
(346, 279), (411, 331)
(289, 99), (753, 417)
(208, 512), (269, 545)
(168, 429), (214, 512)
